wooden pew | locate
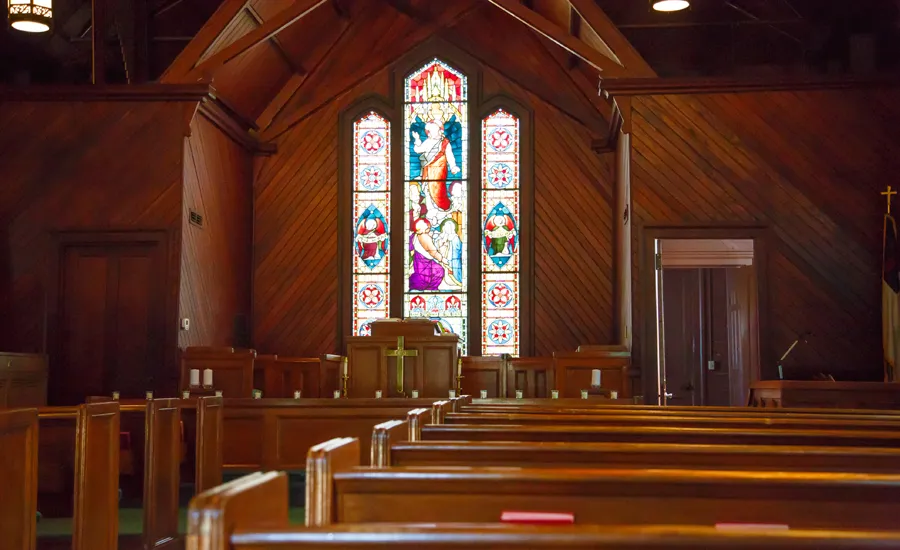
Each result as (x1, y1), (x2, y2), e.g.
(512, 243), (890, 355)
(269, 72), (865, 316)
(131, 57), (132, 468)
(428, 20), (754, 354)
(0, 408), (38, 550)
(441, 412), (900, 432)
(142, 398), (182, 550)
(255, 355), (322, 398)
(420, 424), (900, 448)
(505, 357), (554, 398)
(553, 348), (631, 398)
(386, 440), (900, 473)
(221, 397), (467, 470)
(187, 470), (900, 549)
(460, 355), (506, 398)
(305, 437), (900, 530)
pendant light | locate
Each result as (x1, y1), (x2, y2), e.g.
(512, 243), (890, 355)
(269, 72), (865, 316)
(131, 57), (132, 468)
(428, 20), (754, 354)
(8, 0), (52, 33)
(652, 0), (690, 12)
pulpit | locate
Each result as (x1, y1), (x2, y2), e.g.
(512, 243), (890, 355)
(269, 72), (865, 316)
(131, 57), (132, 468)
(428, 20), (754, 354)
(346, 319), (459, 398)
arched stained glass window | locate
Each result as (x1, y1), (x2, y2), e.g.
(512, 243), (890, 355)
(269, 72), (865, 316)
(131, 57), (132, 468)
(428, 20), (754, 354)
(351, 112), (391, 337)
(403, 59), (469, 352)
(481, 109), (520, 355)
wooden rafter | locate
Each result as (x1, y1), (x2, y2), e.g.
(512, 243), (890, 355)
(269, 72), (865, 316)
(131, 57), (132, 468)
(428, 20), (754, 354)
(568, 0), (656, 78)
(161, 0), (248, 82)
(185, 0), (329, 82)
(486, 0), (621, 75)
(245, 4), (306, 75)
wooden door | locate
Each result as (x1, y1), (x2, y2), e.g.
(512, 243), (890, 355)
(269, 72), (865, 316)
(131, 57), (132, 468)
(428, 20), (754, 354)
(662, 269), (702, 406)
(53, 236), (166, 404)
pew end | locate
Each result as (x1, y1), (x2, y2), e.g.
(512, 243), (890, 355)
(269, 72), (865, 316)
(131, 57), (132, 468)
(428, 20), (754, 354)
(371, 420), (409, 467)
(406, 408), (430, 441)
(431, 400), (452, 424)
(306, 438), (361, 527)
(0, 408), (39, 550)
(187, 471), (289, 550)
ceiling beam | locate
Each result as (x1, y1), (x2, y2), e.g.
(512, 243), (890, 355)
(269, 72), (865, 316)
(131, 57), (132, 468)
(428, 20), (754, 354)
(185, 0), (330, 82)
(245, 4), (307, 75)
(568, 0), (655, 77)
(486, 0), (622, 75)
(160, 0), (248, 82)
(567, 5), (580, 70)
(92, 0), (107, 84)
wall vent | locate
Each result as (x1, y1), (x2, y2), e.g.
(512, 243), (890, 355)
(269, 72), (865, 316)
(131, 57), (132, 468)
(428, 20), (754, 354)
(189, 210), (203, 227)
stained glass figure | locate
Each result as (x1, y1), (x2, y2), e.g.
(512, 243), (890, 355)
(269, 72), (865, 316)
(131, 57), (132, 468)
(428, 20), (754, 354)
(481, 109), (520, 355)
(404, 58), (469, 352)
(352, 112), (391, 337)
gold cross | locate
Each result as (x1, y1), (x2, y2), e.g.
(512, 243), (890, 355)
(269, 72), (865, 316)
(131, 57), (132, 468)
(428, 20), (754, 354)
(883, 185), (897, 214)
(384, 336), (417, 395)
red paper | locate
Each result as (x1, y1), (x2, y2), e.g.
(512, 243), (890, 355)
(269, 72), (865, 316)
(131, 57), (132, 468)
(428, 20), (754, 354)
(500, 511), (575, 524)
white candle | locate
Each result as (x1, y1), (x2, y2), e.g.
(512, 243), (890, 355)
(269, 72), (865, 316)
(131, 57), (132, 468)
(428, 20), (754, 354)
(515, 390), (523, 399)
(181, 390), (190, 399)
(411, 390), (419, 398)
(449, 390), (456, 398)
(215, 390), (223, 397)
(112, 391), (120, 401)
(203, 368), (213, 387)
(591, 369), (602, 387)
(189, 369), (200, 386)
(145, 391), (154, 400)
(294, 390), (301, 399)
(342, 357), (348, 377)
(610, 391), (618, 399)
(480, 390), (487, 399)
(375, 390), (382, 399)
(581, 390), (589, 399)
(333, 390), (341, 399)
(253, 390), (262, 399)
(551, 390), (559, 399)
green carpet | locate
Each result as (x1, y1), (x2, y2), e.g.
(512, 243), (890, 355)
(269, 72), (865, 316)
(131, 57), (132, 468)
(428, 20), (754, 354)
(36, 507), (306, 538)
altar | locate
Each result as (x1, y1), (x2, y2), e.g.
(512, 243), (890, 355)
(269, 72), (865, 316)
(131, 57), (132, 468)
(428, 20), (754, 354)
(346, 319), (460, 398)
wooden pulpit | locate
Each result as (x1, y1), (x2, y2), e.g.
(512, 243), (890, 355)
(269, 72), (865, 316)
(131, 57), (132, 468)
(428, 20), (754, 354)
(346, 319), (459, 398)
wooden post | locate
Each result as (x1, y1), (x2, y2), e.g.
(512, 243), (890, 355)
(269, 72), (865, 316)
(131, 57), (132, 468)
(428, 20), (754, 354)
(612, 99), (632, 350)
(92, 0), (106, 84)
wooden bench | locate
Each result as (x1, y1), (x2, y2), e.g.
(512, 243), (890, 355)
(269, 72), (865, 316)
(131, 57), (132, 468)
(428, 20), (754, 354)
(187, 470), (900, 548)
(180, 347), (256, 397)
(305, 437), (900, 530)
(462, 399), (900, 416)
(255, 354), (346, 398)
(441, 412), (900, 432)
(221, 398), (461, 470)
(0, 408), (38, 550)
(421, 424), (900, 448)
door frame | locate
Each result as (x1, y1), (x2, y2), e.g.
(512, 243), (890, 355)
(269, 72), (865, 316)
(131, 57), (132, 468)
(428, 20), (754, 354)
(46, 229), (175, 403)
(638, 223), (771, 406)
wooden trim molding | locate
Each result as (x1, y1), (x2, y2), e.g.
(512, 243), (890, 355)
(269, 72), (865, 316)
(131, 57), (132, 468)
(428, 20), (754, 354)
(197, 98), (277, 155)
(600, 74), (900, 97)
(0, 84), (212, 102)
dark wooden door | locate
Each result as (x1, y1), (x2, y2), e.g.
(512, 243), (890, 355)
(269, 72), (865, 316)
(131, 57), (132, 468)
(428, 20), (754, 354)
(54, 238), (166, 404)
(662, 269), (702, 406)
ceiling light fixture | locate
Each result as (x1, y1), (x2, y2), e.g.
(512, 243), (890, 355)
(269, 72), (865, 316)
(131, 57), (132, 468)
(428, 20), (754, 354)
(652, 0), (690, 12)
(8, 0), (52, 33)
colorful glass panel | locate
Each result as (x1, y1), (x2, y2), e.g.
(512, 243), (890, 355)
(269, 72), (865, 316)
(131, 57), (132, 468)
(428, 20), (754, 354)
(481, 109), (520, 355)
(404, 58), (469, 352)
(352, 112), (391, 337)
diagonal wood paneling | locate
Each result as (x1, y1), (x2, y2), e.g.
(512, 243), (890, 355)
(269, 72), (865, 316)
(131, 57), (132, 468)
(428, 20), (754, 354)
(0, 100), (193, 390)
(179, 114), (254, 349)
(631, 89), (900, 381)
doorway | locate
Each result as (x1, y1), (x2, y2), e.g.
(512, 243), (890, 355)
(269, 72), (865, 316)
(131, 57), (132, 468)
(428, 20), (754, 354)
(642, 229), (768, 407)
(48, 231), (168, 404)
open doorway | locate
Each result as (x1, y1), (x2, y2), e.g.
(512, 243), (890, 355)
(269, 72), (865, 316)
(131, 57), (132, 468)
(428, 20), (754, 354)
(641, 228), (768, 407)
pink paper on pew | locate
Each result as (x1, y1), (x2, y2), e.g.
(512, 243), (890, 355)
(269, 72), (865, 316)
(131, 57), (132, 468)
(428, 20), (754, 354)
(715, 523), (790, 530)
(501, 511), (575, 525)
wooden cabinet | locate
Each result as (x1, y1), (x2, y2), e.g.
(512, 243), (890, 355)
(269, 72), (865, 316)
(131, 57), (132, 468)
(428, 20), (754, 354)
(0, 352), (48, 407)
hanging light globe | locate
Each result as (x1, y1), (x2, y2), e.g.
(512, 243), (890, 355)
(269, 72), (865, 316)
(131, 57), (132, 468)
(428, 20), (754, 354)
(652, 0), (690, 12)
(8, 0), (53, 33)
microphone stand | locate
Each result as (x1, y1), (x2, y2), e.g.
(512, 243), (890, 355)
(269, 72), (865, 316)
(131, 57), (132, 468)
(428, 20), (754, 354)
(777, 332), (811, 379)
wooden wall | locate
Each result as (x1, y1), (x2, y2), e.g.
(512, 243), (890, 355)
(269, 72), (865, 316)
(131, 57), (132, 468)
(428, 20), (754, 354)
(179, 114), (254, 349)
(631, 88), (900, 381)
(0, 99), (191, 388)
(251, 11), (616, 357)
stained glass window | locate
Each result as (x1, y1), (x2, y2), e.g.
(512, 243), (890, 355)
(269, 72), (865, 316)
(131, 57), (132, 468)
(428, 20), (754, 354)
(352, 112), (391, 337)
(481, 109), (520, 355)
(403, 59), (469, 352)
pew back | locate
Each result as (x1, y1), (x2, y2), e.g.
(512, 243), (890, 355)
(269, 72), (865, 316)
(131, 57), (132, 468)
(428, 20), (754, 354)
(195, 396), (223, 493)
(0, 408), (38, 550)
(256, 355), (321, 398)
(180, 347), (256, 397)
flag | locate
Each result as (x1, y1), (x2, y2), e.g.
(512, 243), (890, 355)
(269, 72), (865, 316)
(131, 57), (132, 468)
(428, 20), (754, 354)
(882, 213), (900, 381)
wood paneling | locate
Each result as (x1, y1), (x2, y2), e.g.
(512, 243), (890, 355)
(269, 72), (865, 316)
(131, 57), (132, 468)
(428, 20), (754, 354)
(0, 100), (192, 395)
(632, 89), (900, 381)
(180, 114), (254, 349)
